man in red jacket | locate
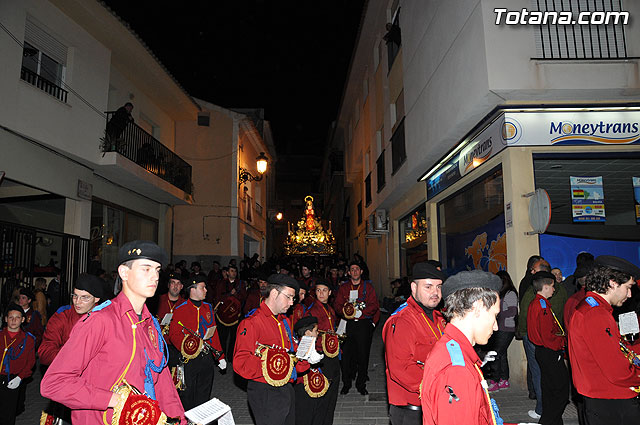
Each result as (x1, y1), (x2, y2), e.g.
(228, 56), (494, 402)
(527, 271), (568, 425)
(383, 262), (447, 425)
(168, 275), (225, 410)
(568, 255), (640, 425)
(0, 303), (36, 425)
(41, 240), (185, 424)
(234, 274), (311, 425)
(156, 272), (184, 322)
(421, 270), (504, 425)
(39, 273), (104, 365)
(334, 261), (380, 395)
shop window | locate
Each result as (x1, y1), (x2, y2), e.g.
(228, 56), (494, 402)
(399, 206), (428, 277)
(438, 167), (506, 275)
(534, 155), (640, 277)
(90, 199), (158, 274)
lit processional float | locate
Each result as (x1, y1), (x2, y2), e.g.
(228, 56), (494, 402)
(284, 196), (336, 256)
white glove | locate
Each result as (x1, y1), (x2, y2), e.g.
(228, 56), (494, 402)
(7, 377), (21, 389)
(218, 359), (227, 370)
(481, 351), (497, 367)
(354, 310), (363, 319)
(308, 350), (324, 365)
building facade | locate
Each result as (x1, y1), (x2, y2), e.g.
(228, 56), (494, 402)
(0, 0), (273, 304)
(325, 0), (640, 387)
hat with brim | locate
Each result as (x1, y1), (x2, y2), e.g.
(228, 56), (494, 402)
(412, 262), (447, 282)
(442, 270), (502, 300)
(118, 240), (168, 266)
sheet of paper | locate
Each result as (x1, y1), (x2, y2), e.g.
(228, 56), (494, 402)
(619, 312), (640, 335)
(160, 313), (173, 326)
(185, 397), (231, 424)
(218, 410), (235, 425)
(349, 290), (359, 302)
(336, 319), (347, 335)
(204, 325), (217, 340)
(296, 335), (315, 358)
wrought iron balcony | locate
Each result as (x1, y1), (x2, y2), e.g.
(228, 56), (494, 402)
(20, 66), (68, 103)
(102, 112), (192, 194)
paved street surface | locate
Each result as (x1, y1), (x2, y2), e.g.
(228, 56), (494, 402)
(18, 314), (579, 424)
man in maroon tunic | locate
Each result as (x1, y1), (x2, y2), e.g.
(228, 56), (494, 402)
(41, 240), (185, 424)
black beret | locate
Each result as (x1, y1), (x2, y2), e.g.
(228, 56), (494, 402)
(75, 273), (105, 299)
(595, 255), (640, 278)
(532, 271), (556, 282)
(412, 262), (447, 282)
(442, 270), (502, 300)
(118, 240), (168, 266)
(294, 315), (318, 334)
(18, 287), (35, 301)
(268, 273), (300, 292)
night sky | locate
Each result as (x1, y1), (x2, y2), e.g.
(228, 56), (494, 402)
(102, 1), (366, 154)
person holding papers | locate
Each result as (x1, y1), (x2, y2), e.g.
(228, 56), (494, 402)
(169, 275), (225, 410)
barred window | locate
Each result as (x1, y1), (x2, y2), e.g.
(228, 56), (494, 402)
(531, 0), (627, 59)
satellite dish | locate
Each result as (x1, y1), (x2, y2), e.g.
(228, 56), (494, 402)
(528, 188), (551, 234)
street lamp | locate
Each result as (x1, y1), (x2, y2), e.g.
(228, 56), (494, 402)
(239, 152), (268, 188)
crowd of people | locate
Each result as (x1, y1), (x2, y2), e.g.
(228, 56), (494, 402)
(0, 240), (639, 425)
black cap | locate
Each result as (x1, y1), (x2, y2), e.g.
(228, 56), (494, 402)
(168, 272), (183, 282)
(255, 271), (269, 282)
(532, 271), (556, 282)
(118, 240), (168, 266)
(294, 315), (318, 334)
(412, 262), (447, 282)
(595, 255), (640, 278)
(348, 260), (362, 269)
(314, 279), (333, 291)
(442, 270), (502, 300)
(18, 287), (35, 301)
(184, 275), (207, 291)
(268, 273), (299, 292)
(75, 273), (105, 299)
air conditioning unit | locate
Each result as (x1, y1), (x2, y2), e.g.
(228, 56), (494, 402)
(366, 214), (382, 238)
(374, 209), (388, 232)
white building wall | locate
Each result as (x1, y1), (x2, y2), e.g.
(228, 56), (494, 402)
(0, 0), (111, 165)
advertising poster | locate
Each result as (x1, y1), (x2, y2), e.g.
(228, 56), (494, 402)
(634, 177), (640, 223)
(570, 176), (605, 222)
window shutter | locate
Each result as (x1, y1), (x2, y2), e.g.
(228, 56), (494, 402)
(24, 16), (67, 65)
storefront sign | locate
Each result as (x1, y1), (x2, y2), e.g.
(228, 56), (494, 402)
(633, 177), (640, 223)
(504, 110), (640, 147)
(570, 176), (605, 222)
(424, 110), (640, 199)
(427, 116), (506, 198)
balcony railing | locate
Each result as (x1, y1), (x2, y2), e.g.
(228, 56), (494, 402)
(20, 66), (68, 103)
(102, 112), (192, 194)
